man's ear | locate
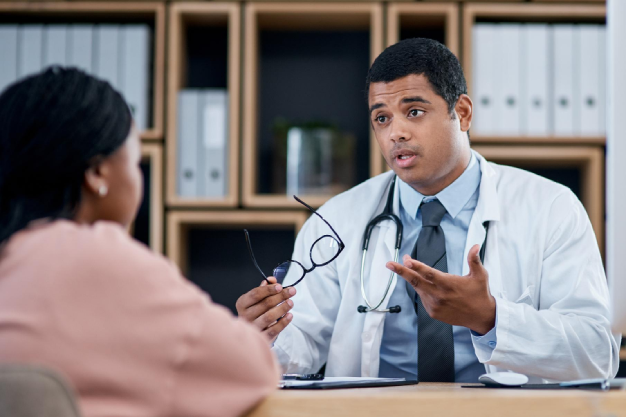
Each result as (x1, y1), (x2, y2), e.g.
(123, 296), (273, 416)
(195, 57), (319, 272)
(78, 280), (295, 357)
(455, 94), (473, 133)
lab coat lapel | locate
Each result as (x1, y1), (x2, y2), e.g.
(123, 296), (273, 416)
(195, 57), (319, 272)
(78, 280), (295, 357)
(464, 152), (504, 300)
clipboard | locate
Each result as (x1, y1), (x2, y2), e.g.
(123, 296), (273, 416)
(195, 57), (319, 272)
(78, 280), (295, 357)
(279, 377), (419, 390)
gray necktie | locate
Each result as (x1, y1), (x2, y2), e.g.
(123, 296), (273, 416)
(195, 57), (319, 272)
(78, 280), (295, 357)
(407, 199), (455, 382)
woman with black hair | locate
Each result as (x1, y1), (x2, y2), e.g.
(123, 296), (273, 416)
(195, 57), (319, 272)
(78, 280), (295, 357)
(0, 67), (280, 417)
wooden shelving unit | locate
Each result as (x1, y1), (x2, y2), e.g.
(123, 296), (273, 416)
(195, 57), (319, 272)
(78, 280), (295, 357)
(386, 3), (459, 56)
(166, 210), (308, 282)
(138, 143), (163, 253)
(166, 2), (241, 208)
(242, 2), (384, 209)
(0, 2), (165, 141)
(473, 145), (605, 251)
(462, 2), (606, 145)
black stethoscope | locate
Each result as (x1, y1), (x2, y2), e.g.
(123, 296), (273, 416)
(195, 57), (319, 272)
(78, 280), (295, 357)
(357, 176), (489, 314)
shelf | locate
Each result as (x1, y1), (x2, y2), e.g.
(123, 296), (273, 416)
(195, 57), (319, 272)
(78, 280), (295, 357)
(242, 2), (384, 209)
(166, 210), (308, 314)
(470, 136), (606, 145)
(130, 143), (163, 253)
(386, 3), (459, 56)
(0, 2), (165, 141)
(462, 3), (606, 98)
(472, 145), (604, 252)
(166, 2), (240, 208)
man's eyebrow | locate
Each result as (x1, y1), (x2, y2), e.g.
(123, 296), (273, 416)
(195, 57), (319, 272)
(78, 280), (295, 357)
(402, 96), (431, 105)
(369, 103), (385, 114)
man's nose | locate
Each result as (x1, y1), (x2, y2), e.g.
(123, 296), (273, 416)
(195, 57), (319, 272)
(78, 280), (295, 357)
(389, 118), (411, 142)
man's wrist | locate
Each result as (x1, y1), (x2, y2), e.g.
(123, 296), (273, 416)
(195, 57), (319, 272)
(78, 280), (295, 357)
(470, 295), (497, 335)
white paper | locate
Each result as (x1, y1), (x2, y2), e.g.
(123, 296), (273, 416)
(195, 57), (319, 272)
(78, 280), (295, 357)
(279, 377), (406, 388)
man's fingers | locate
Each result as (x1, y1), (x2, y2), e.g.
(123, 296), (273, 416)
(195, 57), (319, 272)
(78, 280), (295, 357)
(401, 255), (443, 283)
(254, 299), (294, 330)
(264, 313), (293, 340)
(386, 261), (432, 289)
(245, 287), (296, 319)
(260, 276), (278, 287)
(236, 282), (284, 312)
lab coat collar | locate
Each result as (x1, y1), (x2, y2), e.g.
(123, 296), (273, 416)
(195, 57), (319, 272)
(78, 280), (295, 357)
(473, 150), (501, 224)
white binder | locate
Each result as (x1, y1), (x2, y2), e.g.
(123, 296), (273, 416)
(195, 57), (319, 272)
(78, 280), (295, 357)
(522, 24), (550, 136)
(598, 26), (607, 137)
(552, 25), (576, 136)
(68, 25), (93, 73)
(94, 25), (120, 90)
(18, 25), (44, 78)
(177, 91), (199, 198)
(120, 25), (150, 132)
(577, 25), (602, 136)
(471, 24), (496, 136)
(199, 90), (228, 198)
(43, 25), (67, 67)
(0, 25), (18, 93)
(495, 24), (522, 135)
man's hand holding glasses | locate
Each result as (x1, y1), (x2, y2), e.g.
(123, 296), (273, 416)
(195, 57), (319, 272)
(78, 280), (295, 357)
(235, 196), (345, 343)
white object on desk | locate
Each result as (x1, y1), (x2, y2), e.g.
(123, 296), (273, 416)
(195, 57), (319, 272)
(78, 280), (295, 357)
(479, 372), (529, 387)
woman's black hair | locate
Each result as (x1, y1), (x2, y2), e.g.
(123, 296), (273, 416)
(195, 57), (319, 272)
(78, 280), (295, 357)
(0, 66), (132, 246)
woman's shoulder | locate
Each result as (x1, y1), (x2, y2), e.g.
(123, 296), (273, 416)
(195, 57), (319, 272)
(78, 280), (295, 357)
(9, 220), (180, 283)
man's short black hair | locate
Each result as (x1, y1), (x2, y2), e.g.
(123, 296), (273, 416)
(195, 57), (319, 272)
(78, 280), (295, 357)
(365, 38), (467, 114)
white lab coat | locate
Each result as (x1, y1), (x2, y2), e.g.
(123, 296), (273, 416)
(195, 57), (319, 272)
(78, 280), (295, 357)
(273, 152), (620, 383)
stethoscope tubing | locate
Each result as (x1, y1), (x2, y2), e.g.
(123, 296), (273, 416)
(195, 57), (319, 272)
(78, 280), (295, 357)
(358, 176), (403, 313)
(359, 247), (400, 313)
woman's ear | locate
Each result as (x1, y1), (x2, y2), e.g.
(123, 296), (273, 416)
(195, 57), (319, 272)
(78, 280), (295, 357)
(455, 94), (473, 133)
(83, 160), (109, 198)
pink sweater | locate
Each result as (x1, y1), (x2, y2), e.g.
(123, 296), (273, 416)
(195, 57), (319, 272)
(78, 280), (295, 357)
(0, 220), (279, 417)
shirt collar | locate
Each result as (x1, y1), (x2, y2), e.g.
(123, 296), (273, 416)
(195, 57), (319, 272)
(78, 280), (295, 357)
(399, 151), (481, 220)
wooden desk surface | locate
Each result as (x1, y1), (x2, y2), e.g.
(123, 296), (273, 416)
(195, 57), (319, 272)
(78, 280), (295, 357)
(247, 383), (626, 417)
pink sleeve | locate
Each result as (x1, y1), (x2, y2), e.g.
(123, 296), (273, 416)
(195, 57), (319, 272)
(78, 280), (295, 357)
(169, 298), (280, 417)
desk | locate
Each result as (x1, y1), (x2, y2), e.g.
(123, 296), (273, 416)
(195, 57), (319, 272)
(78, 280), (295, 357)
(247, 383), (626, 417)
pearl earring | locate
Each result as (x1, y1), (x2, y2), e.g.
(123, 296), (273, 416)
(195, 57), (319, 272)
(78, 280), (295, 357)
(98, 185), (108, 197)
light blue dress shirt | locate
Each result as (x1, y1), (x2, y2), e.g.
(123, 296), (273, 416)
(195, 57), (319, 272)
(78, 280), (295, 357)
(378, 152), (497, 382)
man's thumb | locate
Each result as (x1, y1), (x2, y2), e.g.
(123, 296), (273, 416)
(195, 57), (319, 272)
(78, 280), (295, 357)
(467, 244), (482, 273)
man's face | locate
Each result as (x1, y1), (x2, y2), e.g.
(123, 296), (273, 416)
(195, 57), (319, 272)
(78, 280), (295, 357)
(368, 74), (471, 195)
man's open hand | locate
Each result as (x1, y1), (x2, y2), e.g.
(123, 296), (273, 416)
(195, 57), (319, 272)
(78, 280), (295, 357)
(386, 244), (496, 335)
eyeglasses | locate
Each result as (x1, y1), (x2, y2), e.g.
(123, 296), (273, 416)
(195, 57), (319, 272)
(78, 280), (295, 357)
(244, 196), (345, 288)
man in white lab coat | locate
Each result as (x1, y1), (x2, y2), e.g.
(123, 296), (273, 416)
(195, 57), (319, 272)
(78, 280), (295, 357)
(236, 38), (620, 383)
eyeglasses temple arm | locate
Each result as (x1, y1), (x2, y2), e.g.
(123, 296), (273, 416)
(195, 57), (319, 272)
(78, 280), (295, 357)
(293, 195), (344, 247)
(244, 229), (270, 283)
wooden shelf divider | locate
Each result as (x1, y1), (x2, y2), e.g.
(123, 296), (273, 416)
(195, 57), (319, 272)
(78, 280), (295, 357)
(0, 1), (165, 141)
(140, 143), (163, 254)
(472, 145), (605, 251)
(386, 2), (459, 56)
(166, 210), (309, 275)
(242, 2), (384, 209)
(166, 2), (241, 208)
